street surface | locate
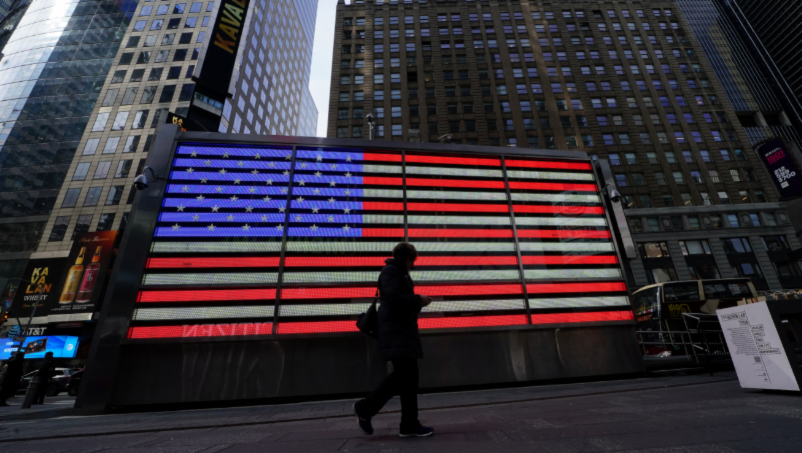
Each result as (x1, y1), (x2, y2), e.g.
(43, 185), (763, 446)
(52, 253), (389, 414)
(1, 371), (800, 452)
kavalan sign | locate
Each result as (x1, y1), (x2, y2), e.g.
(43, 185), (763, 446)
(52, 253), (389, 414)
(192, 0), (251, 97)
(8, 258), (69, 320)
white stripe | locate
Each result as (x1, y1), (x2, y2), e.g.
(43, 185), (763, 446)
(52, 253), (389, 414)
(133, 306), (275, 321)
(280, 300), (527, 317)
(523, 269), (622, 279)
(407, 190), (507, 201)
(142, 273), (278, 286)
(412, 242), (517, 252)
(407, 216), (511, 225)
(362, 189), (404, 198)
(424, 300), (526, 312)
(514, 217), (607, 227)
(286, 242), (402, 252)
(281, 270), (521, 284)
(528, 297), (629, 309)
(363, 165), (403, 174)
(518, 243), (615, 252)
(280, 303), (371, 316)
(406, 166), (503, 178)
(152, 242), (283, 253)
(362, 215), (405, 223)
(511, 193), (601, 203)
(507, 170), (595, 181)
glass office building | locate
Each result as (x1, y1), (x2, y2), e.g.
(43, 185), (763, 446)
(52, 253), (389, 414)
(0, 0), (319, 300)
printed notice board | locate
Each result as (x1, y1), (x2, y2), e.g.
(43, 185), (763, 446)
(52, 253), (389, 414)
(717, 303), (799, 391)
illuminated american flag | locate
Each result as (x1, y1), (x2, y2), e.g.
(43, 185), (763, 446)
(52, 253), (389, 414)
(127, 144), (631, 339)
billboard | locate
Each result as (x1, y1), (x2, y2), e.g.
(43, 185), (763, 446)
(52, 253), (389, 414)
(193, 0), (251, 98)
(8, 258), (69, 320)
(126, 144), (631, 340)
(755, 137), (802, 199)
(0, 335), (79, 360)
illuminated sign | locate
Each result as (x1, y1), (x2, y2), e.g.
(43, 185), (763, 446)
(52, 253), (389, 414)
(193, 0), (251, 97)
(755, 137), (802, 198)
(1, 335), (79, 359)
(127, 145), (632, 339)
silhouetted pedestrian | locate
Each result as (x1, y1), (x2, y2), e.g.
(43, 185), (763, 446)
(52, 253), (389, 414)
(34, 351), (55, 405)
(0, 351), (24, 406)
(354, 242), (434, 438)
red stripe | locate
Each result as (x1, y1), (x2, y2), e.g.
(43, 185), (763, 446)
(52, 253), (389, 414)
(146, 257), (281, 269)
(513, 205), (604, 215)
(407, 228), (513, 238)
(361, 176), (403, 186)
(362, 152), (403, 162)
(508, 181), (598, 192)
(405, 155), (501, 167)
(506, 160), (592, 171)
(128, 323), (273, 339)
(278, 321), (359, 334)
(407, 202), (509, 213)
(362, 228), (405, 237)
(521, 256), (619, 265)
(405, 178), (506, 189)
(137, 289), (277, 303)
(418, 284), (524, 297)
(419, 315), (528, 329)
(281, 284), (525, 300)
(531, 311), (634, 324)
(527, 282), (627, 294)
(281, 287), (376, 300)
(363, 201), (404, 211)
(419, 256), (520, 266)
(516, 230), (611, 239)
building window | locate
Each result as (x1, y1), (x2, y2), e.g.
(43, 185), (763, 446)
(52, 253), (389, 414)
(62, 189), (81, 208)
(722, 238), (752, 254)
(638, 242), (670, 258)
(680, 240), (712, 255)
(72, 215), (93, 239)
(688, 266), (721, 280)
(762, 236), (789, 252)
(48, 216), (71, 242)
(648, 268), (678, 284)
(96, 213), (116, 231)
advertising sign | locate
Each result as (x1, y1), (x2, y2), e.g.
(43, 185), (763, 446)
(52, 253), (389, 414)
(49, 231), (118, 317)
(755, 137), (802, 198)
(8, 258), (69, 320)
(0, 335), (79, 360)
(193, 0), (251, 97)
(717, 303), (799, 391)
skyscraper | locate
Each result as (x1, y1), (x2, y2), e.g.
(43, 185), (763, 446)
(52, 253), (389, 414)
(0, 0), (319, 298)
(328, 0), (802, 290)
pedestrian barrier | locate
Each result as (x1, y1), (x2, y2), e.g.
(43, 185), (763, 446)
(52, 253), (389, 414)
(636, 313), (731, 374)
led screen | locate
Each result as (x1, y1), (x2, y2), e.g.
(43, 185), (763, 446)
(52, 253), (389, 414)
(1, 336), (79, 359)
(128, 144), (631, 339)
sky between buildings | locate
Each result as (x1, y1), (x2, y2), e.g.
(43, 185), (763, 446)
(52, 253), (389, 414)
(310, 0), (338, 137)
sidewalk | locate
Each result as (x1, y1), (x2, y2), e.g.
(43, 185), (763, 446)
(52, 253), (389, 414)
(1, 371), (800, 452)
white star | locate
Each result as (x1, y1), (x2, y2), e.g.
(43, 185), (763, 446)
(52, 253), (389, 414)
(312, 189), (320, 195)
(234, 178), (241, 184)
(237, 161), (244, 167)
(177, 204), (185, 211)
(343, 225), (350, 232)
(298, 180), (305, 186)
(216, 186), (223, 192)
(346, 156), (352, 162)
(278, 206), (286, 213)
(345, 172), (352, 178)
(312, 207), (319, 213)
(230, 195), (239, 201)
(344, 189), (351, 196)
(245, 206), (253, 212)
(330, 164), (338, 170)
(252, 170), (259, 175)
(223, 152), (230, 158)
(211, 205), (219, 212)
(254, 153), (261, 159)
(263, 195), (271, 202)
(191, 151), (198, 157)
(296, 196), (304, 203)
(276, 224), (284, 231)
(295, 215), (302, 221)
(269, 162), (276, 168)
(242, 224), (250, 231)
(330, 180), (337, 187)
(261, 215), (268, 221)
(186, 168), (194, 173)
(283, 170), (290, 176)
(207, 224), (216, 231)
(344, 207), (351, 214)
(285, 154), (291, 160)
(266, 179), (273, 185)
(328, 197), (336, 204)
(204, 160), (211, 166)
(196, 195), (205, 201)
(227, 214), (234, 221)
(172, 224), (180, 230)
(181, 185), (188, 192)
(315, 171), (322, 177)
(327, 215), (335, 222)
(192, 214), (199, 221)
(219, 169), (226, 174)
(281, 188), (288, 194)
(249, 187), (256, 193)
(300, 162), (307, 168)
(200, 178), (207, 183)
(310, 224), (318, 231)
(316, 154), (323, 162)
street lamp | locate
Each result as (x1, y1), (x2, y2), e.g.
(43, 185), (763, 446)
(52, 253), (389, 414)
(12, 278), (44, 342)
(365, 113), (375, 140)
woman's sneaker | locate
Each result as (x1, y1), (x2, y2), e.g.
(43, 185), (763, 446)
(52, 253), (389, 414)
(353, 402), (374, 435)
(399, 425), (434, 437)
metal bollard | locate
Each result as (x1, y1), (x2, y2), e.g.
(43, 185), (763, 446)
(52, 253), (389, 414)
(21, 377), (40, 409)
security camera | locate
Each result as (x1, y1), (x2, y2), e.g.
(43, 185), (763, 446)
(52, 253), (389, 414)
(608, 188), (622, 203)
(365, 113), (374, 122)
(133, 174), (149, 191)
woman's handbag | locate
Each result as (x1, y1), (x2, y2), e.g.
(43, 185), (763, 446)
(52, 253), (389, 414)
(356, 280), (380, 338)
